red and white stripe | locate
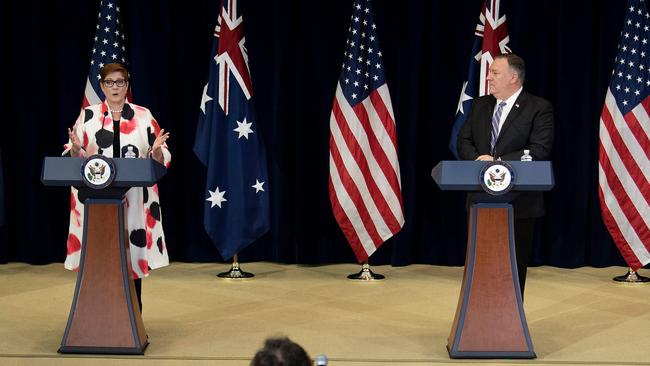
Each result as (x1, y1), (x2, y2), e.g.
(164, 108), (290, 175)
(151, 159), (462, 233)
(82, 78), (102, 108)
(599, 89), (650, 270)
(329, 83), (404, 262)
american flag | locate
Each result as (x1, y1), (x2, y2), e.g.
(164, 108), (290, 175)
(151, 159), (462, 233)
(194, 0), (270, 260)
(83, 0), (129, 107)
(599, 0), (650, 270)
(449, 0), (510, 158)
(328, 0), (404, 262)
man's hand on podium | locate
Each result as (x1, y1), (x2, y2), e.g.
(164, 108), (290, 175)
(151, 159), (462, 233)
(475, 155), (494, 161)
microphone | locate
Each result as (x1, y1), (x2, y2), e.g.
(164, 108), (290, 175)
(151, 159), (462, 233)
(102, 110), (109, 129)
(315, 354), (328, 365)
(101, 110), (110, 137)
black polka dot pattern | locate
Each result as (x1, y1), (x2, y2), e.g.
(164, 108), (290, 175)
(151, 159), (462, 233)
(129, 229), (146, 248)
(95, 129), (113, 149)
(157, 237), (164, 254)
(149, 202), (161, 221)
(84, 109), (94, 123)
(147, 126), (156, 147)
(122, 103), (134, 120)
(66, 102), (170, 279)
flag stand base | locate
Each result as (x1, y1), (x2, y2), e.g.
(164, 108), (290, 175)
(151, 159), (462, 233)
(347, 263), (384, 280)
(217, 255), (254, 279)
(613, 269), (650, 283)
(217, 262), (254, 279)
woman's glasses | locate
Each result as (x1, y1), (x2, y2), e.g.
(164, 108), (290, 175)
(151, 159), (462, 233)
(102, 79), (127, 87)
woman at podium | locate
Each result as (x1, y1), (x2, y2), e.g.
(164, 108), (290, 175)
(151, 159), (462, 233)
(62, 63), (171, 311)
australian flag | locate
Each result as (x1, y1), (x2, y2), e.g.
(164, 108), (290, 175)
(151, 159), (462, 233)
(194, 0), (270, 260)
(449, 0), (511, 158)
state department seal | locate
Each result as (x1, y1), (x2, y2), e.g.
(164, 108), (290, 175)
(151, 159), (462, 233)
(81, 155), (116, 189)
(480, 161), (515, 195)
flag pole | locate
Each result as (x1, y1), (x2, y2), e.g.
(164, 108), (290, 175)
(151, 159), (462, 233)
(217, 253), (254, 279)
(347, 261), (384, 280)
(613, 268), (650, 283)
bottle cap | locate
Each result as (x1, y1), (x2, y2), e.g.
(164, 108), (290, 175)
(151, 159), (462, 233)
(315, 354), (328, 365)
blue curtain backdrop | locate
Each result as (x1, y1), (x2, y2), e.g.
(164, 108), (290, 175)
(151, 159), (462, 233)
(1, 0), (630, 268)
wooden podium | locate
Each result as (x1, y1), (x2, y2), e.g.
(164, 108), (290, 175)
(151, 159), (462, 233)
(42, 156), (166, 354)
(431, 160), (554, 359)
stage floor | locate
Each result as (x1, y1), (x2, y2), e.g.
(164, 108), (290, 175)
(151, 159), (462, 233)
(1, 263), (649, 365)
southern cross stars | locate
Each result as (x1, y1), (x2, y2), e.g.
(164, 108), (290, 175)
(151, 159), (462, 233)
(456, 81), (473, 115)
(206, 187), (227, 208)
(206, 180), (265, 209)
(200, 83), (213, 114)
(233, 117), (254, 139)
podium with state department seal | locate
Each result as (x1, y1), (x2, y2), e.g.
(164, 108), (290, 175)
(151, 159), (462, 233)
(431, 160), (554, 359)
(41, 156), (166, 354)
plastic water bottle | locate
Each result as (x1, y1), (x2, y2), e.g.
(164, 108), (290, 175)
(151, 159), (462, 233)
(315, 354), (329, 365)
(520, 149), (532, 161)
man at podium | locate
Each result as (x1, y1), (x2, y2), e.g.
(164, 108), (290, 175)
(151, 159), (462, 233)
(63, 63), (171, 311)
(457, 53), (554, 296)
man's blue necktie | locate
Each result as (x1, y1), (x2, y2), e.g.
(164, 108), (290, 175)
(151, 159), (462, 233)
(490, 101), (507, 155)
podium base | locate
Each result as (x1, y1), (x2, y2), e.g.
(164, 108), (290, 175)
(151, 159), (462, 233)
(59, 200), (148, 355)
(447, 204), (535, 359)
(446, 345), (535, 359)
(59, 340), (149, 355)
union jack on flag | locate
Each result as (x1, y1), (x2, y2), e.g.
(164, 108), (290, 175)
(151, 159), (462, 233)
(194, 0), (270, 260)
(449, 0), (511, 158)
(599, 0), (650, 270)
(83, 0), (129, 107)
(213, 0), (253, 116)
(329, 0), (404, 262)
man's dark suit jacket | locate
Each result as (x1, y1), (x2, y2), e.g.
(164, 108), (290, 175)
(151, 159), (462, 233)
(457, 91), (554, 218)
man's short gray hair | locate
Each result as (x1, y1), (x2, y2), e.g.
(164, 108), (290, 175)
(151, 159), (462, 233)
(496, 53), (526, 84)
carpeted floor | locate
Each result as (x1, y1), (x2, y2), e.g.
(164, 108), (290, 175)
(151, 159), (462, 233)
(1, 262), (649, 365)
